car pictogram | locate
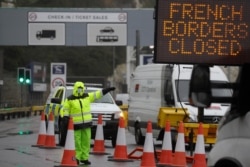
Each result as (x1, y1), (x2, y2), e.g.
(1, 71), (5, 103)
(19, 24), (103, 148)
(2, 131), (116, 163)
(100, 27), (114, 33)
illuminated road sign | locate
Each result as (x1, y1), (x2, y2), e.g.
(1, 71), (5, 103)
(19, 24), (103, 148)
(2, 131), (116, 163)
(154, 0), (250, 65)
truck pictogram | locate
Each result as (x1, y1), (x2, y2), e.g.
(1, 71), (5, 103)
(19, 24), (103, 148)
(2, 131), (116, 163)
(36, 30), (56, 40)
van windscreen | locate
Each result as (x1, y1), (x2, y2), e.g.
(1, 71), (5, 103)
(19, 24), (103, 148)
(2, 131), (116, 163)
(175, 80), (233, 102)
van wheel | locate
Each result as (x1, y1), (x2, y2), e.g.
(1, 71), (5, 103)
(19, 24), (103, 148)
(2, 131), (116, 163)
(58, 127), (67, 146)
(111, 126), (118, 148)
(111, 136), (117, 148)
(134, 124), (145, 145)
(214, 158), (242, 167)
(45, 115), (48, 130)
(58, 117), (69, 146)
(171, 129), (178, 152)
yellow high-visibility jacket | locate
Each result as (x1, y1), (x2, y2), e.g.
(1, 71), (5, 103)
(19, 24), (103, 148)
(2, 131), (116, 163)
(63, 81), (102, 129)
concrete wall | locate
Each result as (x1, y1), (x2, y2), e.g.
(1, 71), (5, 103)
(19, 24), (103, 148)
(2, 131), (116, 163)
(0, 75), (49, 108)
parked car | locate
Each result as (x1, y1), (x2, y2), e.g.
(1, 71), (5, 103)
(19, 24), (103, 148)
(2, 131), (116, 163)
(44, 83), (123, 147)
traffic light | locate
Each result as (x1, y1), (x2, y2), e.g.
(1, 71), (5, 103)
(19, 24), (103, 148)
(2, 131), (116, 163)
(17, 67), (25, 84)
(17, 67), (31, 84)
(25, 69), (31, 84)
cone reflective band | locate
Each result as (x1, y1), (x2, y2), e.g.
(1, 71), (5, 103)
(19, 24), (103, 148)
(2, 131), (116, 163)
(172, 121), (187, 167)
(32, 112), (46, 147)
(108, 117), (133, 162)
(60, 117), (77, 167)
(91, 114), (109, 155)
(158, 120), (173, 166)
(140, 121), (156, 167)
(42, 112), (58, 149)
(192, 123), (207, 167)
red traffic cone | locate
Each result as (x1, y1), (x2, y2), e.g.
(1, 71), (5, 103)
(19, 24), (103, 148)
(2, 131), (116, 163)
(140, 120), (156, 167)
(91, 114), (109, 155)
(58, 117), (78, 167)
(158, 120), (173, 166)
(192, 123), (207, 167)
(32, 111), (46, 147)
(42, 112), (58, 149)
(172, 121), (187, 167)
(108, 117), (133, 162)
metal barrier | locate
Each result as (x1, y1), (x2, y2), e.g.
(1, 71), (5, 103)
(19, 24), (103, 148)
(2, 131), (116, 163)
(0, 105), (45, 120)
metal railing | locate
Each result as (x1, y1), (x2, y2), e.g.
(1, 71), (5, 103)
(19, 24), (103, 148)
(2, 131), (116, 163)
(0, 105), (45, 120)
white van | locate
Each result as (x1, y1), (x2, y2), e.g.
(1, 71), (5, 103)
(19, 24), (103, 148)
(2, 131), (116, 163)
(127, 64), (232, 145)
(206, 64), (250, 167)
(115, 93), (129, 105)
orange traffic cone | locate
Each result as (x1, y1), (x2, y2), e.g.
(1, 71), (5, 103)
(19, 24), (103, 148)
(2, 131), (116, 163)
(56, 117), (78, 167)
(158, 120), (173, 166)
(91, 114), (109, 155)
(192, 123), (207, 167)
(108, 117), (133, 162)
(32, 111), (46, 147)
(172, 121), (187, 167)
(140, 120), (156, 167)
(41, 112), (58, 149)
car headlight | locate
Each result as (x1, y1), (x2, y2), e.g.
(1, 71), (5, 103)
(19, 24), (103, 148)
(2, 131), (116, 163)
(114, 111), (123, 119)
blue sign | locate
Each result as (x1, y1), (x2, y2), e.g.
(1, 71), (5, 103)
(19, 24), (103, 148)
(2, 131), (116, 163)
(52, 65), (65, 74)
(140, 54), (153, 65)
